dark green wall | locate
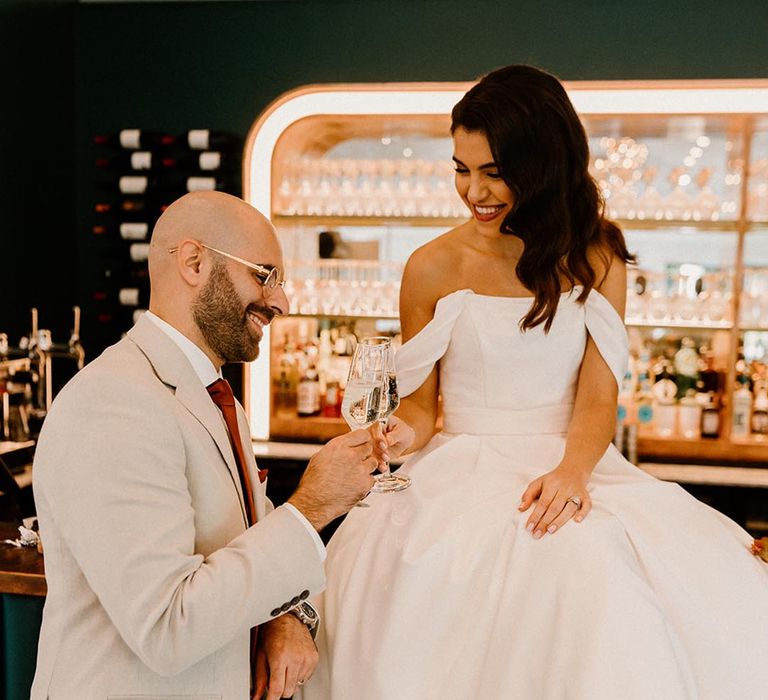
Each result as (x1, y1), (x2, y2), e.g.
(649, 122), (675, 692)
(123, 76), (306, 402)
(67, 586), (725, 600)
(4, 0), (768, 351)
(74, 0), (768, 139)
(0, 0), (75, 345)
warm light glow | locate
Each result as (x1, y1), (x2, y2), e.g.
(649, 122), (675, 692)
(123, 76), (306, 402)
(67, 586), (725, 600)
(244, 80), (768, 438)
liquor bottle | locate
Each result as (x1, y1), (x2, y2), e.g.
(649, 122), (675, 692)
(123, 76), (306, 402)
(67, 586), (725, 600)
(184, 129), (240, 151)
(322, 378), (342, 418)
(317, 329), (333, 394)
(674, 338), (700, 399)
(636, 370), (655, 430)
(700, 392), (721, 439)
(751, 381), (768, 435)
(297, 364), (321, 417)
(731, 378), (753, 437)
(678, 389), (701, 439)
(275, 335), (299, 412)
(698, 348), (722, 394)
(615, 369), (635, 455)
(652, 363), (678, 437)
(273, 369), (294, 413)
(95, 151), (155, 171)
(94, 129), (175, 150)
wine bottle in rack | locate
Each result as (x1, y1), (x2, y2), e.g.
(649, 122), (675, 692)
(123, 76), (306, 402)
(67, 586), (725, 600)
(99, 174), (235, 196)
(159, 151), (238, 172)
(184, 129), (240, 151)
(95, 151), (155, 171)
(91, 221), (151, 241)
(94, 306), (148, 327)
(92, 283), (150, 306)
(185, 175), (234, 192)
(93, 199), (172, 220)
(96, 264), (149, 286)
(116, 287), (150, 308)
(93, 242), (151, 268)
(94, 129), (176, 150)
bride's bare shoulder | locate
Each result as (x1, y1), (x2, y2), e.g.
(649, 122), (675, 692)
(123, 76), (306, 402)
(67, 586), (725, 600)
(400, 226), (468, 331)
(404, 226), (467, 291)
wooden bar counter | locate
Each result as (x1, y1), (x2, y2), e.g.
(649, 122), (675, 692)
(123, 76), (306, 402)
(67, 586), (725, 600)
(0, 522), (45, 597)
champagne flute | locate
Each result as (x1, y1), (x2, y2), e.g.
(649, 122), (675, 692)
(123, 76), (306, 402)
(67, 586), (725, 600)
(373, 340), (411, 492)
(341, 337), (411, 494)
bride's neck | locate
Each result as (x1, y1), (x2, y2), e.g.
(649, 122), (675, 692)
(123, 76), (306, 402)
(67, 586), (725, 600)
(464, 228), (524, 261)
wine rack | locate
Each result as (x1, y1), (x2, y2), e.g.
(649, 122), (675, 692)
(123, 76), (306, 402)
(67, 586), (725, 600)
(87, 128), (243, 355)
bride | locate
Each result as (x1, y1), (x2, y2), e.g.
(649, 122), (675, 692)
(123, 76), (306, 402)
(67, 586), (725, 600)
(299, 65), (768, 699)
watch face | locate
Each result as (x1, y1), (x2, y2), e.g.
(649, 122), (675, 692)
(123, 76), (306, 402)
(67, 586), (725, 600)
(300, 602), (318, 621)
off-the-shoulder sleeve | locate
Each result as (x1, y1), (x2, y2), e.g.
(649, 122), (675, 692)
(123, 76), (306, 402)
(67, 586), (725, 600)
(395, 290), (472, 397)
(584, 289), (629, 388)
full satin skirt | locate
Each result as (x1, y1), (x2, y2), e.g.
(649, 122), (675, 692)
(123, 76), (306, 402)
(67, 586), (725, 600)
(300, 432), (768, 700)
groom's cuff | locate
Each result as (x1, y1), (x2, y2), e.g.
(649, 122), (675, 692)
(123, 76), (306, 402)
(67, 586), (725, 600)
(281, 503), (326, 562)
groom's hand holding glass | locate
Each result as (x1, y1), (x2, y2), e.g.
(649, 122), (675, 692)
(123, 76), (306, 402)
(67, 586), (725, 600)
(287, 429), (382, 529)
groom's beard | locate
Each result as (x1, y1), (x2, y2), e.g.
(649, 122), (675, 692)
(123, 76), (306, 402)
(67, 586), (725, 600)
(192, 262), (275, 363)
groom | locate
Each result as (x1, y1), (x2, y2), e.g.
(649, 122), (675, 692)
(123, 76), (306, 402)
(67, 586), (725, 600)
(31, 191), (399, 699)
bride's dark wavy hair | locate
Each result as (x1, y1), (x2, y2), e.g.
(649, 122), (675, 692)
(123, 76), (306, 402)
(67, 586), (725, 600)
(451, 64), (636, 332)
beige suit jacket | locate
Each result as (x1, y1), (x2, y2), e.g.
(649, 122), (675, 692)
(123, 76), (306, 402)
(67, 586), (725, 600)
(31, 315), (325, 700)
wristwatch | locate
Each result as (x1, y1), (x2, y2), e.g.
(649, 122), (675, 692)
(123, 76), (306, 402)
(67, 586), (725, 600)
(288, 600), (319, 639)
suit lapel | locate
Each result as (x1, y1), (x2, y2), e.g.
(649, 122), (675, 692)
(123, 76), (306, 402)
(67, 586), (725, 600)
(126, 316), (248, 524)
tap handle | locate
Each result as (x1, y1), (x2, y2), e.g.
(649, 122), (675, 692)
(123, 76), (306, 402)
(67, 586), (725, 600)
(71, 306), (81, 342)
(29, 308), (39, 347)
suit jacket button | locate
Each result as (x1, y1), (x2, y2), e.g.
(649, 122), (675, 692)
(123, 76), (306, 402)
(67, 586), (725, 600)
(281, 602), (292, 612)
(270, 608), (281, 617)
(300, 590), (310, 600)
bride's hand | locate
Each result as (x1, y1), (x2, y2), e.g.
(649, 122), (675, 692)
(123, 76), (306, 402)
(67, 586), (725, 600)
(518, 465), (592, 539)
(367, 417), (415, 470)
(382, 416), (416, 458)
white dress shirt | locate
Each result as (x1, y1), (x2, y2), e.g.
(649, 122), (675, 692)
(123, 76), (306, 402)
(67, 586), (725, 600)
(144, 311), (325, 560)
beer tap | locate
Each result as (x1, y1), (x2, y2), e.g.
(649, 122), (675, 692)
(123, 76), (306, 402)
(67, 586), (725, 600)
(0, 333), (8, 440)
(68, 306), (85, 370)
(47, 305), (86, 373)
(27, 308), (53, 414)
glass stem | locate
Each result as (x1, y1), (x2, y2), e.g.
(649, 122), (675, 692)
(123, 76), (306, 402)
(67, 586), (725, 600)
(378, 418), (391, 477)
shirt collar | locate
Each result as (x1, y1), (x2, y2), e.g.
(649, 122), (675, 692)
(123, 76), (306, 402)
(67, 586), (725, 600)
(144, 311), (221, 387)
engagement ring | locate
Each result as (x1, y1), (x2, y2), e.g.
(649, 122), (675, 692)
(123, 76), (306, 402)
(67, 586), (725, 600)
(567, 496), (582, 508)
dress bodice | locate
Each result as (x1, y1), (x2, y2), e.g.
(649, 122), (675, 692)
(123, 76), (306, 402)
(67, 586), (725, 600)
(395, 287), (628, 435)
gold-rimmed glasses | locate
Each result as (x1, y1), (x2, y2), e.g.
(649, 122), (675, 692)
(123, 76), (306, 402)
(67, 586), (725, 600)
(169, 242), (285, 290)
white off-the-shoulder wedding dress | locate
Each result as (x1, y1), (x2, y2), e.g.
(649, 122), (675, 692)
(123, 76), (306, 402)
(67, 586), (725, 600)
(300, 288), (768, 700)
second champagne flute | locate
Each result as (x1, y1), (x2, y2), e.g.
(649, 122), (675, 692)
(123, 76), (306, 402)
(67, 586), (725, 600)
(341, 337), (411, 494)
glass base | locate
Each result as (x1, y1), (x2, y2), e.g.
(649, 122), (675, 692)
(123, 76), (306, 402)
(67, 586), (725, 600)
(372, 472), (412, 493)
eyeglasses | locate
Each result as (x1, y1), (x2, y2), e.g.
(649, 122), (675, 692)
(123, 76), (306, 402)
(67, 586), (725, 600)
(169, 242), (285, 291)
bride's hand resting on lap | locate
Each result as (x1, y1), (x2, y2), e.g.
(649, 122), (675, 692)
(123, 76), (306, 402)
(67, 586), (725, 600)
(519, 465), (592, 539)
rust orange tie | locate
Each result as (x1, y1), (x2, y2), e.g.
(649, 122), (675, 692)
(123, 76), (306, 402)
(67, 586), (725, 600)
(206, 378), (266, 695)
(206, 378), (267, 526)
